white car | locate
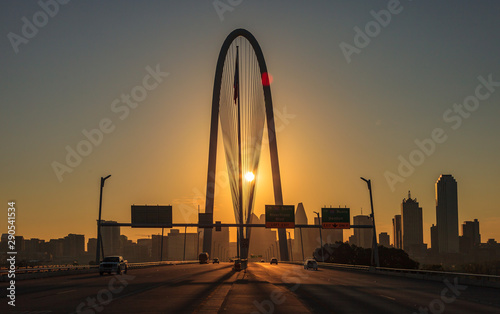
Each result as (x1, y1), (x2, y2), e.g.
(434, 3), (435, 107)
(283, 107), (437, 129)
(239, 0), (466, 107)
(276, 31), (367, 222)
(99, 256), (128, 275)
(304, 259), (318, 270)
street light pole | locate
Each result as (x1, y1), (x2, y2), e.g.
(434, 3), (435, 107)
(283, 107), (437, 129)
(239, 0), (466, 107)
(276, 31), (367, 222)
(288, 231), (293, 261)
(361, 177), (380, 268)
(300, 227), (305, 261)
(183, 226), (187, 261)
(313, 211), (324, 262)
(96, 175), (111, 265)
(160, 228), (164, 261)
(197, 230), (201, 257)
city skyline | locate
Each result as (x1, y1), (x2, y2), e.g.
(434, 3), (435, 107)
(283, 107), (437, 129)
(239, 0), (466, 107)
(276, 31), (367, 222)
(2, 1), (500, 248)
(4, 173), (496, 250)
(3, 186), (496, 266)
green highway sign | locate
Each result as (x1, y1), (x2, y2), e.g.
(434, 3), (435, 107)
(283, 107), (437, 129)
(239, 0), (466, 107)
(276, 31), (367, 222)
(322, 207), (350, 229)
(265, 205), (295, 228)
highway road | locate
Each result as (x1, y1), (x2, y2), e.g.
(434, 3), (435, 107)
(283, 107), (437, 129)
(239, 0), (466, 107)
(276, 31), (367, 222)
(1, 262), (499, 313)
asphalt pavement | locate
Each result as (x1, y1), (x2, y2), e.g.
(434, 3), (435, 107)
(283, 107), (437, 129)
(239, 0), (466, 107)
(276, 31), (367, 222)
(1, 262), (499, 313)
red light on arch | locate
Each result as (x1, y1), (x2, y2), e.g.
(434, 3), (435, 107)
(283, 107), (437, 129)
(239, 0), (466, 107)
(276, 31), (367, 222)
(261, 72), (273, 86)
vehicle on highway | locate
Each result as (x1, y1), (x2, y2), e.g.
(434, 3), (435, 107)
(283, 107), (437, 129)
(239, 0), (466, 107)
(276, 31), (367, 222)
(260, 259), (265, 263)
(212, 258), (219, 264)
(233, 259), (241, 271)
(99, 256), (128, 275)
(304, 259), (318, 270)
(270, 258), (278, 265)
(199, 252), (209, 264)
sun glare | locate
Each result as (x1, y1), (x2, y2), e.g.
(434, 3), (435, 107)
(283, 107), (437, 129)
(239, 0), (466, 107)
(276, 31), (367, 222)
(245, 171), (255, 182)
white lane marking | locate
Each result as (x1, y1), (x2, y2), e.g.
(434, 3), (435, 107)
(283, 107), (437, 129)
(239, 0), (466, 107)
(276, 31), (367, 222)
(379, 294), (396, 301)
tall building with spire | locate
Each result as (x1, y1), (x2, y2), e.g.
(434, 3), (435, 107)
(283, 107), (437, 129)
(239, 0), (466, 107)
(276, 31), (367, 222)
(435, 174), (459, 253)
(293, 203), (321, 260)
(401, 191), (425, 255)
(293, 203), (307, 260)
(249, 213), (277, 260)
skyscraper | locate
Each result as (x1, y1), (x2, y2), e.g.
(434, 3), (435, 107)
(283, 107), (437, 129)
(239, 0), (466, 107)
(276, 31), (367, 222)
(165, 229), (198, 261)
(353, 215), (372, 249)
(249, 213), (277, 260)
(101, 220), (121, 255)
(212, 226), (229, 261)
(401, 191), (424, 254)
(314, 216), (343, 245)
(63, 234), (85, 257)
(292, 203), (318, 259)
(462, 219), (480, 246)
(435, 174), (459, 253)
(392, 215), (402, 249)
(460, 219), (481, 253)
(379, 232), (390, 247)
(430, 224), (439, 252)
(293, 203), (308, 261)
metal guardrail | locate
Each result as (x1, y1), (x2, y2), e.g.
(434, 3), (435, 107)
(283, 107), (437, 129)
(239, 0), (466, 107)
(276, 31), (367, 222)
(0, 260), (199, 277)
(127, 260), (198, 269)
(374, 265), (500, 282)
(283, 261), (500, 287)
(0, 265), (98, 275)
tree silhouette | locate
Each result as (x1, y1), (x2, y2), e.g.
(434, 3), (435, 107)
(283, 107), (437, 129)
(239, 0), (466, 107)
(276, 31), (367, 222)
(313, 242), (419, 269)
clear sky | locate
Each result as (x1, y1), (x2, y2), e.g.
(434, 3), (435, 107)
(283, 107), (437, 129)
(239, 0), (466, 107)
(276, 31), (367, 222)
(2, 1), (500, 246)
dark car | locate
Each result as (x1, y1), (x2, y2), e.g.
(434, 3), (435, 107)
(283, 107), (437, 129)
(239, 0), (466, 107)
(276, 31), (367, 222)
(304, 259), (318, 270)
(213, 258), (219, 264)
(270, 258), (278, 265)
(99, 256), (128, 275)
(233, 259), (241, 271)
(199, 252), (209, 264)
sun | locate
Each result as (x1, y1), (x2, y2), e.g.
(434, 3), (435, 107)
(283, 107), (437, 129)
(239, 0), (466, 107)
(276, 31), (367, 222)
(244, 171), (255, 182)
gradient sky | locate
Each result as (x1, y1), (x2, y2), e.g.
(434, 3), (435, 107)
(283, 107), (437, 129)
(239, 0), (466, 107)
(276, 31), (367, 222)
(2, 1), (500, 247)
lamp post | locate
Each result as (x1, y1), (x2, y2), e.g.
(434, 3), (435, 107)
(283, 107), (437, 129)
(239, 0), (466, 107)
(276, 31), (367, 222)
(95, 175), (111, 264)
(288, 231), (293, 261)
(160, 228), (164, 261)
(299, 227), (305, 261)
(183, 226), (187, 261)
(197, 230), (202, 257)
(360, 177), (380, 267)
(313, 211), (324, 262)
